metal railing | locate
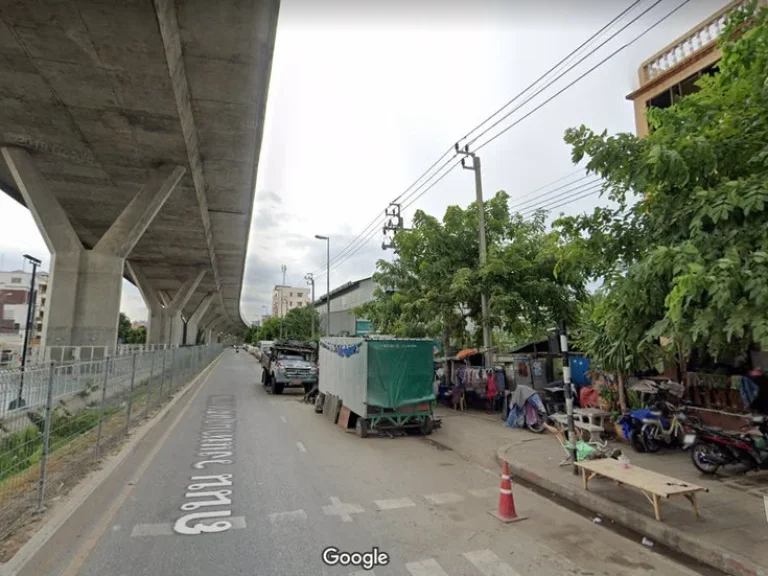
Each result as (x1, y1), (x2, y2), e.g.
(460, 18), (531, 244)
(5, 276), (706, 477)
(116, 344), (176, 356)
(0, 343), (223, 542)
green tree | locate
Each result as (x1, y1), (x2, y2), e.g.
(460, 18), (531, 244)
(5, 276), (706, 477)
(556, 3), (768, 371)
(118, 312), (132, 344)
(360, 191), (586, 348)
(281, 306), (319, 341)
(126, 326), (147, 344)
(257, 317), (282, 342)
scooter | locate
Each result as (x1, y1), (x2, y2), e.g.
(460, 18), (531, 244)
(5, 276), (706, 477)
(639, 401), (698, 452)
(686, 415), (768, 475)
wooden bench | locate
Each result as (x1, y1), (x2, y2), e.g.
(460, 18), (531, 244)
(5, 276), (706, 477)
(575, 459), (708, 521)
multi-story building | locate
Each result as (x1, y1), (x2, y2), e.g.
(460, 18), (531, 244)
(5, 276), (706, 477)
(627, 0), (760, 137)
(271, 285), (310, 318)
(0, 269), (49, 345)
(314, 276), (376, 336)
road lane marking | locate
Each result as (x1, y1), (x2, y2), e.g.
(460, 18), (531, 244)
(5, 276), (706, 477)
(374, 497), (416, 510)
(269, 509), (307, 524)
(350, 572), (377, 576)
(424, 492), (465, 505)
(322, 496), (365, 522)
(280, 416), (288, 423)
(468, 487), (498, 498)
(463, 549), (521, 576)
(405, 558), (449, 576)
(131, 516), (246, 537)
(59, 356), (221, 576)
(297, 441), (307, 453)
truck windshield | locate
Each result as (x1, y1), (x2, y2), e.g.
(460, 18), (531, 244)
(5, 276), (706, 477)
(278, 354), (306, 361)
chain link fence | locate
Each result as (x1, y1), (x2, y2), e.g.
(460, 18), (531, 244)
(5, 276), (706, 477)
(0, 343), (223, 543)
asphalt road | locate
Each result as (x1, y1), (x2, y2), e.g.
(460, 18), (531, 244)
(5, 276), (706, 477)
(34, 350), (706, 576)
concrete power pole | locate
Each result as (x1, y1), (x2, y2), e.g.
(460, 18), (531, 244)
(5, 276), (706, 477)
(382, 202), (403, 252)
(456, 144), (492, 368)
(305, 272), (315, 338)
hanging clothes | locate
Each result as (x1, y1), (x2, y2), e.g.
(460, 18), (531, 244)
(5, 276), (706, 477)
(486, 370), (497, 399)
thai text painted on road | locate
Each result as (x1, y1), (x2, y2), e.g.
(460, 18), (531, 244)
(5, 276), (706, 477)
(174, 394), (238, 535)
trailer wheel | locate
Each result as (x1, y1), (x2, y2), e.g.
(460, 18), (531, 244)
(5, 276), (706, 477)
(261, 369), (268, 386)
(355, 418), (368, 438)
(421, 417), (434, 436)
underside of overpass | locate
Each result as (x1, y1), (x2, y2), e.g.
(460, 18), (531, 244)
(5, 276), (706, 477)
(0, 0), (279, 348)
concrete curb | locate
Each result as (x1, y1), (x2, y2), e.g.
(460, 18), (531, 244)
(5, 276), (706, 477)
(0, 353), (223, 576)
(495, 445), (768, 576)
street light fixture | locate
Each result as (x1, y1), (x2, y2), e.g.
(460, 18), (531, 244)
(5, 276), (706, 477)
(315, 235), (330, 337)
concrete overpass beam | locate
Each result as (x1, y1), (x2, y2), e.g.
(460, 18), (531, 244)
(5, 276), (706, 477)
(94, 166), (186, 259)
(185, 292), (214, 345)
(1, 147), (185, 353)
(125, 261), (167, 345)
(166, 268), (207, 346)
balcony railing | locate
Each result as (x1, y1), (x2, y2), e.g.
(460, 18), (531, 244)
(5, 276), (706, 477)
(640, 0), (750, 84)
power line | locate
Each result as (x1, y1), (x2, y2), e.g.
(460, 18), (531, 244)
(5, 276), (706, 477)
(520, 184), (604, 218)
(473, 0), (694, 154)
(313, 0), (695, 278)
(509, 167), (588, 206)
(510, 177), (602, 212)
(458, 0), (646, 146)
(311, 0), (648, 273)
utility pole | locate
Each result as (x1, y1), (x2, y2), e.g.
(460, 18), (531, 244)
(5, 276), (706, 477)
(560, 321), (578, 473)
(305, 272), (315, 338)
(456, 144), (492, 368)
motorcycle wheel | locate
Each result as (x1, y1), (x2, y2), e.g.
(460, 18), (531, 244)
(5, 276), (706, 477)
(526, 417), (546, 434)
(641, 424), (661, 453)
(629, 430), (646, 453)
(691, 441), (721, 475)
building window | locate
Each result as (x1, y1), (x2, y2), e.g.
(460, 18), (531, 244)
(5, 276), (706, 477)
(289, 301), (294, 307)
(297, 292), (302, 298)
(289, 291), (293, 297)
(41, 298), (45, 306)
(36, 323), (42, 331)
(40, 284), (46, 293)
(10, 278), (21, 284)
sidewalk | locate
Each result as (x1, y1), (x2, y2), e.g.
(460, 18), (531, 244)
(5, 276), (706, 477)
(431, 406), (768, 576)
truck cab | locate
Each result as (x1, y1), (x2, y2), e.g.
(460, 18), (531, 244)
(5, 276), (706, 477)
(261, 340), (318, 395)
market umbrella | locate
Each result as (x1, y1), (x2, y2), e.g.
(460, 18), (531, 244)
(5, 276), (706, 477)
(456, 348), (478, 361)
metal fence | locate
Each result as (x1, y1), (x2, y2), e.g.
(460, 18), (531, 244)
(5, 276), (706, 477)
(0, 343), (223, 542)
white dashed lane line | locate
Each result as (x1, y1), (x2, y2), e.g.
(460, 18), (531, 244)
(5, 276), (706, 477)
(296, 441), (307, 453)
(374, 497), (416, 511)
(280, 415), (288, 423)
(405, 558), (450, 576)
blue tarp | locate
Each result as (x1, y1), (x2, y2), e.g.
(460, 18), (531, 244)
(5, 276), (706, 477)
(570, 355), (591, 386)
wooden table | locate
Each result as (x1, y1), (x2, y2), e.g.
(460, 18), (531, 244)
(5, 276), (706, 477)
(575, 458), (708, 521)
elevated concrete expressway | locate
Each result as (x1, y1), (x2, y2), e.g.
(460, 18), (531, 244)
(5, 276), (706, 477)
(0, 0), (279, 350)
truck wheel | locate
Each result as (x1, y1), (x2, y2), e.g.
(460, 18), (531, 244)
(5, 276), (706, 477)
(421, 418), (434, 436)
(355, 418), (368, 438)
(303, 382), (314, 395)
(261, 370), (268, 386)
(272, 381), (284, 395)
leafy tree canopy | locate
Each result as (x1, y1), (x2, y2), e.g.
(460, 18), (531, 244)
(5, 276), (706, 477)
(359, 190), (586, 347)
(557, 4), (768, 365)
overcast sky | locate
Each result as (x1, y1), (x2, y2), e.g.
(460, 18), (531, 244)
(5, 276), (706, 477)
(0, 0), (727, 323)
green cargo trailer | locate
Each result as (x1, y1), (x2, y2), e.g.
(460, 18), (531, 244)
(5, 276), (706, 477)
(317, 337), (439, 437)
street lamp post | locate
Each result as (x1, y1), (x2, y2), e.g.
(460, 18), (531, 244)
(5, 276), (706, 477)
(11, 254), (42, 410)
(279, 296), (288, 339)
(315, 235), (330, 337)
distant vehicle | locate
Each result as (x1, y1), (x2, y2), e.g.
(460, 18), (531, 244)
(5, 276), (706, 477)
(258, 341), (275, 364)
(261, 340), (318, 395)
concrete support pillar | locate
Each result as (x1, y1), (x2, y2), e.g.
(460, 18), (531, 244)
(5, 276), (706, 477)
(2, 147), (185, 353)
(165, 268), (207, 346)
(202, 314), (223, 344)
(125, 261), (167, 344)
(185, 292), (214, 345)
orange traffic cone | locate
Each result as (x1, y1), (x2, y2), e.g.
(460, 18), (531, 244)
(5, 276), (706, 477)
(489, 460), (527, 523)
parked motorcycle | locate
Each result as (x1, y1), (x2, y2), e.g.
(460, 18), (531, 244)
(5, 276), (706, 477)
(639, 401), (698, 452)
(686, 415), (768, 475)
